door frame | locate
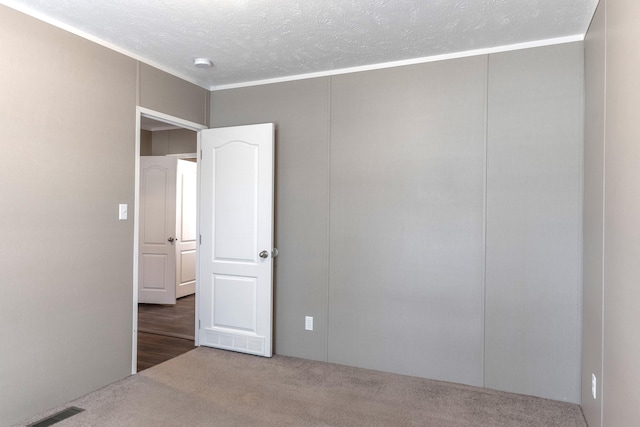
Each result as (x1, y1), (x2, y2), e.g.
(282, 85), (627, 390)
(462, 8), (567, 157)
(132, 106), (207, 374)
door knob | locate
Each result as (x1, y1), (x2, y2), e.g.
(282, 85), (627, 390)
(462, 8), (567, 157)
(168, 237), (175, 243)
(259, 250), (269, 259)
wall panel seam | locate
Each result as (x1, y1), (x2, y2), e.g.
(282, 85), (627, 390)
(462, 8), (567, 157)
(326, 76), (332, 363)
(482, 54), (489, 388)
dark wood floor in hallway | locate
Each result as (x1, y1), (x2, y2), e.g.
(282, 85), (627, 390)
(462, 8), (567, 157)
(137, 295), (196, 372)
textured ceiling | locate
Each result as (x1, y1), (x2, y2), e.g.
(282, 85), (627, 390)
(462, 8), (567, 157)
(1, 0), (598, 90)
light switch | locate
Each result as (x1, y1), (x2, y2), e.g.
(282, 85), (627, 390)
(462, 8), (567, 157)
(119, 204), (128, 220)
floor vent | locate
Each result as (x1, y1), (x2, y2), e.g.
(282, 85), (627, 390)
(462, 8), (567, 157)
(28, 407), (85, 427)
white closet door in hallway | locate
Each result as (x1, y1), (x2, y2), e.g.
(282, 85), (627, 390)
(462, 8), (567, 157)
(139, 156), (197, 304)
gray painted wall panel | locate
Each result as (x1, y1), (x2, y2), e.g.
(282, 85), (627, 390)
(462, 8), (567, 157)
(582, 1), (640, 424)
(151, 128), (197, 155)
(0, 5), (137, 424)
(140, 64), (209, 126)
(140, 129), (153, 155)
(582, 2), (605, 424)
(0, 6), (216, 424)
(210, 79), (331, 361)
(602, 0), (640, 424)
(328, 57), (487, 386)
(485, 44), (584, 403)
(209, 44), (584, 402)
(212, 43), (583, 402)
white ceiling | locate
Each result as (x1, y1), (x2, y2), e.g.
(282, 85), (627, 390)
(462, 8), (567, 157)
(2, 0), (598, 90)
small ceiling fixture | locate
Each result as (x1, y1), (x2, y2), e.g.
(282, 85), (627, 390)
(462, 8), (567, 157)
(193, 58), (213, 68)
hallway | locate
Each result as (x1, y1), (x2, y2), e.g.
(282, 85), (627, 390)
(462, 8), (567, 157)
(137, 295), (195, 371)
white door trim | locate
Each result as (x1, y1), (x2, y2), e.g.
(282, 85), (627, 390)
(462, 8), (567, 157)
(132, 106), (207, 374)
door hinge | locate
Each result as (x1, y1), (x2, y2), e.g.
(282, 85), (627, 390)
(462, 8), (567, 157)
(200, 150), (202, 160)
(198, 319), (201, 329)
(199, 234), (202, 244)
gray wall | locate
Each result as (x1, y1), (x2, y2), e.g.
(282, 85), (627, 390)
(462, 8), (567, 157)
(211, 42), (584, 403)
(582, 1), (605, 425)
(485, 46), (583, 402)
(328, 57), (486, 386)
(583, 0), (640, 425)
(150, 129), (198, 155)
(140, 129), (153, 155)
(209, 78), (331, 360)
(139, 64), (209, 126)
(0, 5), (208, 425)
(603, 0), (640, 426)
(603, 0), (640, 423)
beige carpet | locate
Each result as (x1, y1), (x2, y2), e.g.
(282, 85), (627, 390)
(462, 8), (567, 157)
(19, 347), (586, 427)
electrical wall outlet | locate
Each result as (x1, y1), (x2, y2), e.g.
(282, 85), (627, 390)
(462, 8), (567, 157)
(592, 374), (597, 399)
(305, 316), (313, 331)
(118, 204), (128, 220)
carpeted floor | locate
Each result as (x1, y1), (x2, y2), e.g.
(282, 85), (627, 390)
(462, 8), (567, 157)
(18, 347), (586, 427)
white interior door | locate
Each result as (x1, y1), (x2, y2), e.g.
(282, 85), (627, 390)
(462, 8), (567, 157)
(139, 156), (177, 304)
(199, 123), (275, 357)
(175, 159), (197, 298)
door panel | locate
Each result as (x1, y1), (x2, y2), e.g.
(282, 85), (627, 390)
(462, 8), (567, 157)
(199, 123), (274, 357)
(141, 254), (168, 289)
(214, 142), (258, 262)
(213, 275), (257, 332)
(139, 156), (177, 304)
(176, 159), (197, 298)
(179, 251), (196, 283)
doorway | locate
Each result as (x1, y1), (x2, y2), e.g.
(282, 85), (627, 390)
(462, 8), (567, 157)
(132, 107), (207, 373)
